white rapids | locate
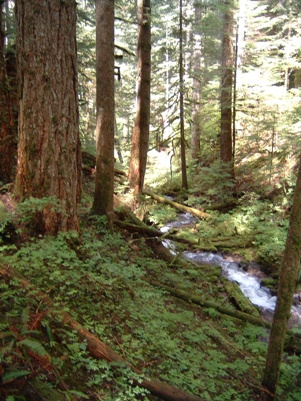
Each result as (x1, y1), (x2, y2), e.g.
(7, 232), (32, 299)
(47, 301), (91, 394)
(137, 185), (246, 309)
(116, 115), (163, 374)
(161, 213), (301, 326)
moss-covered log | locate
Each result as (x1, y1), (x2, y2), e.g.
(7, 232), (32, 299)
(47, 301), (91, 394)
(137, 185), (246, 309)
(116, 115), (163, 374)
(114, 204), (253, 252)
(143, 189), (211, 219)
(223, 280), (261, 317)
(146, 278), (273, 329)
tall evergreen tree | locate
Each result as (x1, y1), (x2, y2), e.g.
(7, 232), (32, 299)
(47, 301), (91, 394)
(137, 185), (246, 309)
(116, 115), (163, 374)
(14, 0), (82, 234)
(179, 0), (188, 189)
(191, 0), (202, 161)
(92, 0), (115, 230)
(0, 0), (17, 184)
(220, 0), (234, 179)
(129, 0), (151, 199)
(261, 152), (301, 400)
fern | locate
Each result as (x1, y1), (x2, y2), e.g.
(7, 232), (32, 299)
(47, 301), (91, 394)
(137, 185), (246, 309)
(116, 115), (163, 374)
(2, 369), (31, 383)
(17, 339), (50, 359)
(21, 306), (30, 332)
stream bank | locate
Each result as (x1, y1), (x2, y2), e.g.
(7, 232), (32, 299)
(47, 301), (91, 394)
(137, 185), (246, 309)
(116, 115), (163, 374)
(161, 212), (301, 328)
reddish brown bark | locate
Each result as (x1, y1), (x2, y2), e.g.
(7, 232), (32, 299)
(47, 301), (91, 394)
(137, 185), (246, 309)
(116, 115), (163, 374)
(14, 0), (81, 234)
(0, 2), (17, 184)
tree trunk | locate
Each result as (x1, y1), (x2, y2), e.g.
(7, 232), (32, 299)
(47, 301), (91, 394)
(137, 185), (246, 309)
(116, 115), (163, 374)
(220, 0), (234, 179)
(191, 0), (202, 161)
(179, 0), (188, 190)
(261, 153), (301, 399)
(0, 1), (17, 184)
(128, 0), (151, 198)
(14, 0), (82, 234)
(92, 0), (115, 230)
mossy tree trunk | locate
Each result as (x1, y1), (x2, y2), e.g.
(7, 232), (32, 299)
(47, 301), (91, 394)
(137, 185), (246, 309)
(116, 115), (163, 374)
(261, 154), (301, 399)
(128, 0), (151, 200)
(14, 0), (82, 234)
(92, 0), (115, 230)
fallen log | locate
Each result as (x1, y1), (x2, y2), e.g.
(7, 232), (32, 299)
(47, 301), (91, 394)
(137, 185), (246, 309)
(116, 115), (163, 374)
(1, 264), (205, 401)
(114, 203), (251, 251)
(146, 278), (272, 329)
(143, 190), (211, 220)
(223, 280), (261, 317)
(115, 219), (203, 247)
(117, 219), (253, 251)
(146, 280), (301, 349)
(65, 319), (203, 401)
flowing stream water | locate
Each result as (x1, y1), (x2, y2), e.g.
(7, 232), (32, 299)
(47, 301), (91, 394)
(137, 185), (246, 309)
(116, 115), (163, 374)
(161, 212), (301, 327)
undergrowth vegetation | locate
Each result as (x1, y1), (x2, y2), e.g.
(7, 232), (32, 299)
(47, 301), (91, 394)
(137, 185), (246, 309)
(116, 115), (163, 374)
(0, 188), (300, 400)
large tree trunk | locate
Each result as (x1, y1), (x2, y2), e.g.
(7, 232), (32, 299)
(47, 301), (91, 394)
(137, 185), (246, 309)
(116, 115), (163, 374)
(128, 0), (151, 199)
(0, 2), (17, 184)
(261, 153), (301, 399)
(220, 0), (234, 179)
(92, 0), (115, 230)
(14, 0), (82, 234)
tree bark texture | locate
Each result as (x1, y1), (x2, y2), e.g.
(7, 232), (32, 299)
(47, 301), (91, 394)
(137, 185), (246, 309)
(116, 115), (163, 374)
(261, 153), (301, 399)
(14, 0), (82, 234)
(191, 0), (202, 160)
(220, 0), (234, 177)
(179, 0), (188, 190)
(0, 2), (17, 184)
(92, 0), (115, 230)
(129, 0), (151, 197)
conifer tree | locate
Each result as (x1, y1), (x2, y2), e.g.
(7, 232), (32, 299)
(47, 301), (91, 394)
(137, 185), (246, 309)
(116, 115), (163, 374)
(191, 0), (202, 161)
(129, 0), (151, 199)
(179, 0), (188, 189)
(220, 0), (235, 179)
(14, 0), (82, 234)
(261, 152), (301, 400)
(92, 0), (115, 230)
(0, 0), (17, 184)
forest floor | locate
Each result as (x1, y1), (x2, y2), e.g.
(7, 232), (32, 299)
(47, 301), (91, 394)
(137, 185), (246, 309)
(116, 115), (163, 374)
(0, 173), (301, 401)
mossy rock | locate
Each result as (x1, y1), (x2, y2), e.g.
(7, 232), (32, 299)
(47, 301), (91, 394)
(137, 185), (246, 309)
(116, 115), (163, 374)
(261, 278), (277, 290)
(223, 279), (261, 317)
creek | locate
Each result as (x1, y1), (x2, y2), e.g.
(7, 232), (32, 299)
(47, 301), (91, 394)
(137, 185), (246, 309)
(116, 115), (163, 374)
(160, 212), (301, 328)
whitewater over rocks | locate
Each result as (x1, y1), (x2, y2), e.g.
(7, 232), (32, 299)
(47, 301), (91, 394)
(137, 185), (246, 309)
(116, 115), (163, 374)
(161, 212), (301, 327)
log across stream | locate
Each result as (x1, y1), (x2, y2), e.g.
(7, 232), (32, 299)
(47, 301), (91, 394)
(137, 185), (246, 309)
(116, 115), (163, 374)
(160, 212), (301, 328)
